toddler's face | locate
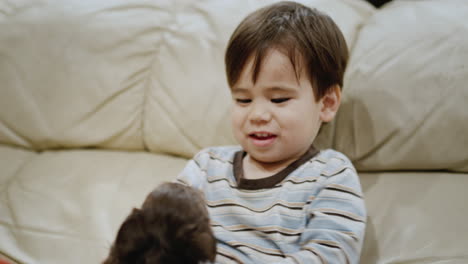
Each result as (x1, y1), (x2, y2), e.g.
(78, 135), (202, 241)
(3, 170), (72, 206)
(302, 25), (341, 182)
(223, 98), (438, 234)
(231, 49), (325, 166)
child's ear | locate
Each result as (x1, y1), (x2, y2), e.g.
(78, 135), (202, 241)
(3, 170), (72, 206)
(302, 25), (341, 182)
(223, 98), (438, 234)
(319, 84), (341, 123)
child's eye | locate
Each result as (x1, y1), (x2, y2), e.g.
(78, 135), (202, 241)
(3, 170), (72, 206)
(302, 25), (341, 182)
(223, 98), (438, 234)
(236, 99), (252, 104)
(271, 98), (290, 104)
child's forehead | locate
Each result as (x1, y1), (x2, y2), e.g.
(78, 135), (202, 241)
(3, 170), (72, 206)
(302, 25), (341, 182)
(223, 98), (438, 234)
(232, 85), (297, 94)
(235, 48), (306, 87)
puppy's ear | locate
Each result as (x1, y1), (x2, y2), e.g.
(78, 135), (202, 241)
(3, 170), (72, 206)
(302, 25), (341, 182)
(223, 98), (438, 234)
(107, 208), (151, 263)
(191, 231), (217, 262)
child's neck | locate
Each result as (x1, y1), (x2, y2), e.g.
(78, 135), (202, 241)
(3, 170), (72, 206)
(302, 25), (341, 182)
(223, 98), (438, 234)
(242, 154), (293, 180)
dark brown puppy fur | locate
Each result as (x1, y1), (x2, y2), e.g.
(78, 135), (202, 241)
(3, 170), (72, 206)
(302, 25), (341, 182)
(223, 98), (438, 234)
(103, 183), (216, 264)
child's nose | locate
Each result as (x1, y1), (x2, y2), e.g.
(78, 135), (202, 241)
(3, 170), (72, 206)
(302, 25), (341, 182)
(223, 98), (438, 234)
(249, 103), (272, 124)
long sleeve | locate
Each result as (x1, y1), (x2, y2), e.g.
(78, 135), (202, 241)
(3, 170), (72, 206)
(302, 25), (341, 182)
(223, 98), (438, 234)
(279, 167), (367, 264)
(175, 152), (207, 189)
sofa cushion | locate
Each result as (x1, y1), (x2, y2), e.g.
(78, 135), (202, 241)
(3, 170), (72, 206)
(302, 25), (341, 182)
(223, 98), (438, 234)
(0, 148), (187, 264)
(332, 0), (468, 171)
(0, 146), (35, 187)
(2, 150), (467, 264)
(0, 0), (374, 156)
(0, 146), (36, 230)
(360, 171), (468, 263)
(142, 0), (375, 158)
(0, 0), (161, 151)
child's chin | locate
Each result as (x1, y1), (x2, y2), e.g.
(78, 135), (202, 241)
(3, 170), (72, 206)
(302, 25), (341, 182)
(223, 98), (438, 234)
(249, 153), (284, 164)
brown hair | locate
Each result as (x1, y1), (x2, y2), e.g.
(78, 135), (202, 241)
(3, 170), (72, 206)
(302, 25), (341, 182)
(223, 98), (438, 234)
(225, 1), (348, 101)
(103, 183), (216, 264)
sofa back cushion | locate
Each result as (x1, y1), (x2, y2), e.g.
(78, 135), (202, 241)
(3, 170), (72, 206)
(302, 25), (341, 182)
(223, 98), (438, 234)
(136, 0), (374, 157)
(0, 0), (158, 150)
(0, 0), (373, 155)
(331, 0), (468, 172)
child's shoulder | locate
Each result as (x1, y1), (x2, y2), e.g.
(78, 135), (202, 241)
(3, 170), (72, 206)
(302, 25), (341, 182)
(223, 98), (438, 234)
(315, 148), (353, 164)
(193, 145), (242, 163)
(312, 148), (356, 177)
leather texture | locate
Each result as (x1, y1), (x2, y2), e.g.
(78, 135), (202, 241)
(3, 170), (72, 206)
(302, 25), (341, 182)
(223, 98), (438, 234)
(1, 0), (467, 263)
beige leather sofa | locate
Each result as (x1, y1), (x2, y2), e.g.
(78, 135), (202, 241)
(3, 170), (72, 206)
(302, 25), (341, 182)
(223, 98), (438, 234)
(1, 0), (467, 263)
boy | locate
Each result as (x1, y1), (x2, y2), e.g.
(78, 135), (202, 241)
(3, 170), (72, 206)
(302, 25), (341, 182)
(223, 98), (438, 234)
(103, 183), (216, 264)
(177, 1), (366, 263)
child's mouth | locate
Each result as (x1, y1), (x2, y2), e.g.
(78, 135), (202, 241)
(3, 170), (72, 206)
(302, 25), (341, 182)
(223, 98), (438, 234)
(249, 132), (277, 147)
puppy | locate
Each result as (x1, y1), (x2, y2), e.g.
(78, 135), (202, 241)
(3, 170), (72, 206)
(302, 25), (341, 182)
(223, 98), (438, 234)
(103, 182), (216, 264)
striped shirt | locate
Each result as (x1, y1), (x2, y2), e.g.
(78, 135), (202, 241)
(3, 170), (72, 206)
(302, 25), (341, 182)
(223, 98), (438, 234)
(176, 145), (366, 264)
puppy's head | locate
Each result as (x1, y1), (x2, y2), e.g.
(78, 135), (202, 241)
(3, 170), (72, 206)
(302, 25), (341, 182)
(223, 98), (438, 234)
(103, 183), (216, 264)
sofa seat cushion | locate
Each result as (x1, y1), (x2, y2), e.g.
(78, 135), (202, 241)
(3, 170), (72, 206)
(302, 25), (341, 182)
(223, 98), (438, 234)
(360, 171), (468, 263)
(0, 147), (187, 264)
(2, 145), (467, 264)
